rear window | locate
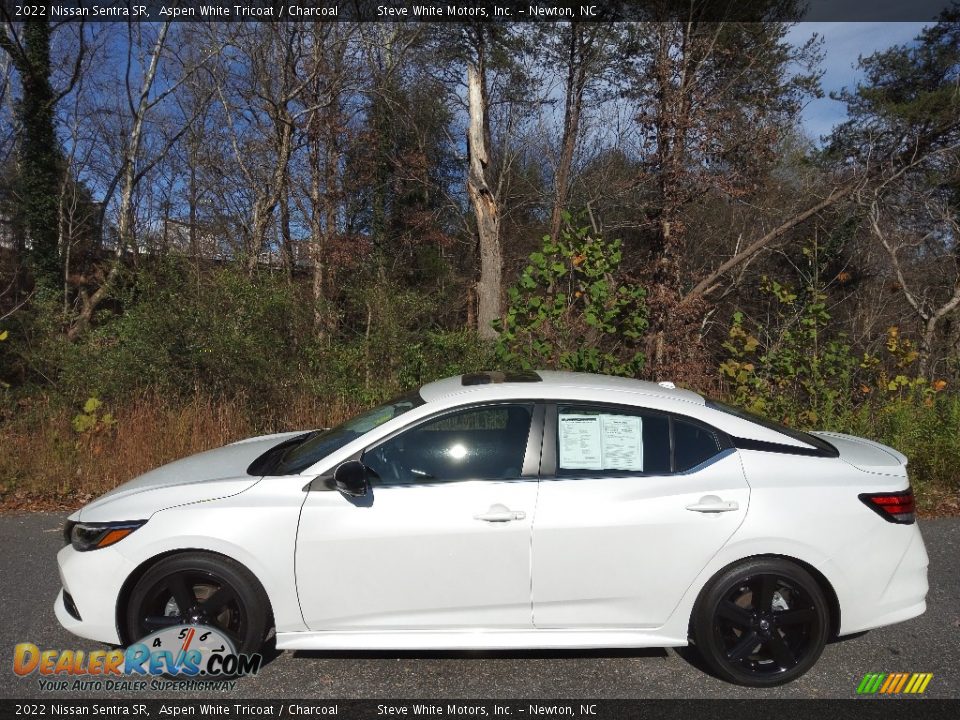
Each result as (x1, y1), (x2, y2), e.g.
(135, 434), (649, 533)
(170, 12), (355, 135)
(673, 419), (722, 472)
(705, 399), (837, 455)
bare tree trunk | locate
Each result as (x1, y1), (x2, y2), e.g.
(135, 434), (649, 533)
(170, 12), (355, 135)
(279, 186), (293, 282)
(467, 60), (501, 341)
(69, 22), (172, 340)
(548, 29), (587, 241)
(308, 131), (327, 337)
(187, 161), (202, 286)
(246, 113), (294, 275)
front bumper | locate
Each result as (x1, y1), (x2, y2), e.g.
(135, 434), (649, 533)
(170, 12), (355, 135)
(55, 543), (137, 645)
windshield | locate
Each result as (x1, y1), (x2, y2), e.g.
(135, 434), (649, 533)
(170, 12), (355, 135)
(705, 399), (837, 455)
(264, 391), (425, 475)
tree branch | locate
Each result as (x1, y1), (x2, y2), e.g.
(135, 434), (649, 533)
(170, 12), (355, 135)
(681, 181), (857, 306)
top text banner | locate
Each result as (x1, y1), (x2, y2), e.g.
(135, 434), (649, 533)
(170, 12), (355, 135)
(0, 0), (953, 23)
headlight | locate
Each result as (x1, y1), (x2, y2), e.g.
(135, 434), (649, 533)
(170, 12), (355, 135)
(64, 520), (146, 551)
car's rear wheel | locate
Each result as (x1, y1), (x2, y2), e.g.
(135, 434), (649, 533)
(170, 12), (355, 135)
(693, 558), (829, 687)
(124, 552), (269, 654)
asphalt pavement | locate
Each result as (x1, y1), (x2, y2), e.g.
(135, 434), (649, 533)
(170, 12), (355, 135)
(1, 513), (957, 700)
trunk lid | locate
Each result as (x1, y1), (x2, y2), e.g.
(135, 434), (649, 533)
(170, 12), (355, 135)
(810, 431), (908, 474)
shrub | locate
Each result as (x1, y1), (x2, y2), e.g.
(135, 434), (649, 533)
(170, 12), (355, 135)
(495, 215), (647, 376)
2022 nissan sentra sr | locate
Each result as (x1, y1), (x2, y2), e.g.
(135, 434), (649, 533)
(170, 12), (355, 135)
(56, 370), (928, 686)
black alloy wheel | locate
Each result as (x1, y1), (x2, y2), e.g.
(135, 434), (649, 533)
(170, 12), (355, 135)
(125, 552), (269, 654)
(693, 558), (830, 686)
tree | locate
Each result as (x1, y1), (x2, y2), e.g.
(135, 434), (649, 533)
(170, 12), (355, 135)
(1, 21), (61, 289)
(428, 24), (540, 339)
(619, 11), (821, 376)
(69, 22), (214, 339)
(834, 11), (960, 375)
(539, 22), (623, 242)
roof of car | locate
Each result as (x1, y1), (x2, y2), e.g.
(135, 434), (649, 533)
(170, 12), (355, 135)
(418, 370), (705, 405)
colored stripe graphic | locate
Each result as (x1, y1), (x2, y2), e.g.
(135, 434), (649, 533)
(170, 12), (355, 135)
(857, 673), (933, 695)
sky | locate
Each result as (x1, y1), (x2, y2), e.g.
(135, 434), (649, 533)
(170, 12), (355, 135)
(787, 22), (931, 142)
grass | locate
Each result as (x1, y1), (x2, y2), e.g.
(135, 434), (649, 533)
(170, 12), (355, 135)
(0, 392), (363, 509)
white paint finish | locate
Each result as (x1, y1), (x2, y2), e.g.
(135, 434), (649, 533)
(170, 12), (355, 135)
(78, 430), (304, 522)
(54, 371), (929, 663)
(123, 482), (309, 634)
(56, 544), (136, 644)
(275, 628), (688, 651)
(692, 449), (927, 636)
(812, 431), (909, 470)
(532, 451), (750, 628)
(296, 479), (538, 631)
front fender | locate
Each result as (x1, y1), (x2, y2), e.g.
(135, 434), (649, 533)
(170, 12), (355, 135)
(113, 488), (309, 638)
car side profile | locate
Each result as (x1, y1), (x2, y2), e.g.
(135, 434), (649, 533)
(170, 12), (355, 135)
(56, 370), (928, 686)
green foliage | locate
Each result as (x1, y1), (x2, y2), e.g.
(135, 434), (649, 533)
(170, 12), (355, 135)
(9, 260), (492, 412)
(311, 278), (493, 406)
(720, 276), (859, 427)
(72, 396), (114, 434)
(495, 215), (647, 376)
(830, 9), (959, 163)
(719, 279), (958, 505)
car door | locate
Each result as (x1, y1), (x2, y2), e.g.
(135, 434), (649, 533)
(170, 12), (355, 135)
(296, 403), (543, 632)
(531, 402), (750, 629)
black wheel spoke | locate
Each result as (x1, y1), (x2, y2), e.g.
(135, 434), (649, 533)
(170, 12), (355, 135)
(717, 601), (753, 628)
(707, 567), (826, 682)
(167, 574), (195, 613)
(200, 586), (236, 615)
(773, 608), (816, 626)
(766, 632), (797, 669)
(143, 615), (183, 631)
(755, 575), (777, 611)
(725, 631), (760, 662)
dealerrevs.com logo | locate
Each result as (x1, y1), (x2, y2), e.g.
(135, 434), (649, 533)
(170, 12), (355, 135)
(857, 673), (934, 695)
(13, 625), (261, 691)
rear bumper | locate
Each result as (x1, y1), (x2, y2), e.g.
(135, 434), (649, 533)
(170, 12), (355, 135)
(837, 523), (928, 635)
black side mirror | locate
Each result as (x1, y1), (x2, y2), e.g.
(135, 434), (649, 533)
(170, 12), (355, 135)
(334, 460), (370, 497)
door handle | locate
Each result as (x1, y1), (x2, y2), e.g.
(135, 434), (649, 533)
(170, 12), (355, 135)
(686, 495), (739, 513)
(474, 503), (526, 522)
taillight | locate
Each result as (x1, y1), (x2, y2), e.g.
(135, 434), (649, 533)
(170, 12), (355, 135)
(859, 489), (916, 524)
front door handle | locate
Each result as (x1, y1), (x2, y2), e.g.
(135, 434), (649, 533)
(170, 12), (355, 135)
(686, 495), (740, 513)
(474, 503), (526, 522)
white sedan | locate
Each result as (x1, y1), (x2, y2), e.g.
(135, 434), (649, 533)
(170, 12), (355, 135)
(56, 371), (928, 686)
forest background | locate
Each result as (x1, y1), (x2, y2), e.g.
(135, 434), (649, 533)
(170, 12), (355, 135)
(0, 4), (958, 513)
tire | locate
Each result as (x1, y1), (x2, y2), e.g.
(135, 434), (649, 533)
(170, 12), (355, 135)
(692, 557), (830, 687)
(124, 552), (270, 655)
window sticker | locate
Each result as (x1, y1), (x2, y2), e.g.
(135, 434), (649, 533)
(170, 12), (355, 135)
(559, 411), (644, 472)
(600, 414), (643, 471)
(558, 414), (603, 470)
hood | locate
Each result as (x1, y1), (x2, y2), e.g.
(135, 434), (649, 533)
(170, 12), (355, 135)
(77, 431), (306, 522)
(811, 431), (908, 474)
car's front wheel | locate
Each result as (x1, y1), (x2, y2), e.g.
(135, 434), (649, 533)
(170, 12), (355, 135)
(692, 558), (830, 687)
(124, 552), (270, 654)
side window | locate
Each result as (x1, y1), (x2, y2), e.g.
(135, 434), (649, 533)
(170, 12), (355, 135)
(673, 419), (721, 472)
(557, 407), (670, 476)
(556, 406), (722, 476)
(364, 404), (533, 485)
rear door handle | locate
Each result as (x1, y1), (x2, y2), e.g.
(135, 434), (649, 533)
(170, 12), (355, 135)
(686, 495), (739, 513)
(474, 503), (526, 522)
